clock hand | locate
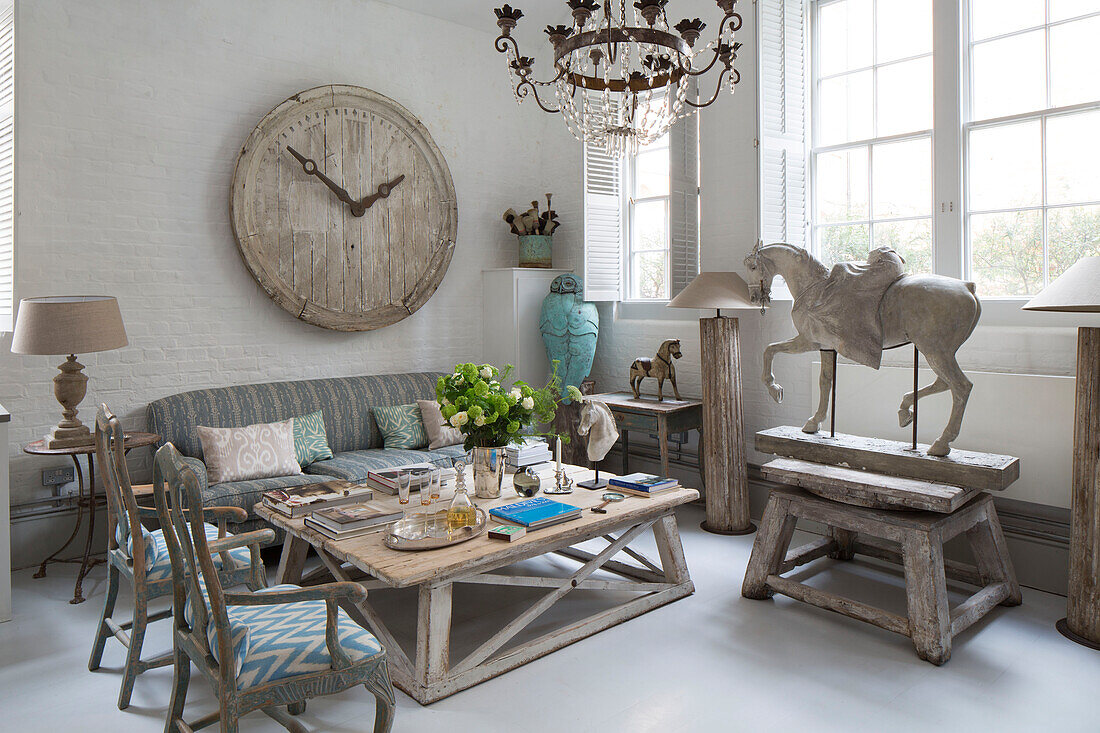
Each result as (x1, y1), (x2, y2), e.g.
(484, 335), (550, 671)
(352, 175), (407, 216)
(286, 145), (356, 208)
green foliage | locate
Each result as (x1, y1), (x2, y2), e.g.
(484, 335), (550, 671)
(436, 361), (575, 450)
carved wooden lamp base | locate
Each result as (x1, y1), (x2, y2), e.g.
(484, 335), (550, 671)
(46, 354), (93, 449)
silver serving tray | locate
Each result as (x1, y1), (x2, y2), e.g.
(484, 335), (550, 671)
(384, 508), (488, 551)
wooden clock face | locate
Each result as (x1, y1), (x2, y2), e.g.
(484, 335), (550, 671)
(230, 85), (458, 331)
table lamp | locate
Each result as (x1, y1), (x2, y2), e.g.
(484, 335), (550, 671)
(11, 296), (127, 448)
(1023, 257), (1100, 649)
(668, 272), (762, 535)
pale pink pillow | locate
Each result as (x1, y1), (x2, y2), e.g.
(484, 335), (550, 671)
(196, 419), (302, 484)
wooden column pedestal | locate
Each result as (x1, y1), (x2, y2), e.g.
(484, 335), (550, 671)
(699, 316), (754, 535)
(1060, 326), (1100, 649)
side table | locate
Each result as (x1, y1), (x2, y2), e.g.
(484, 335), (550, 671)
(590, 392), (703, 481)
(24, 431), (160, 604)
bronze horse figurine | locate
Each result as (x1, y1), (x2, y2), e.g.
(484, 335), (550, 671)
(744, 243), (981, 456)
(630, 339), (683, 401)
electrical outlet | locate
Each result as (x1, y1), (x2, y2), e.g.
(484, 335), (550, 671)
(43, 465), (75, 486)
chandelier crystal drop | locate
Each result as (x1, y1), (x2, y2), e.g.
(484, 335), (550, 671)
(493, 0), (743, 156)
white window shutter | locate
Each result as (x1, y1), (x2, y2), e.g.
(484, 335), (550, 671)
(583, 120), (624, 302)
(669, 87), (700, 298)
(0, 1), (12, 333)
(758, 0), (808, 251)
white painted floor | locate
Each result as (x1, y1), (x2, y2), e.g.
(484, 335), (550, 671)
(1, 503), (1096, 732)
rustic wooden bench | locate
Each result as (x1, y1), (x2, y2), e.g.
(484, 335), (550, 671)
(743, 461), (1021, 665)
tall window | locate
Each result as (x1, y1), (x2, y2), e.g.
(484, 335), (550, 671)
(762, 0), (1100, 301)
(966, 0), (1100, 295)
(628, 132), (671, 299)
(583, 107), (699, 302)
(811, 0), (934, 273)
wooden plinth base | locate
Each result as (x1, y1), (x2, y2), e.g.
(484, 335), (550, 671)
(1057, 618), (1100, 650)
(701, 520), (756, 536)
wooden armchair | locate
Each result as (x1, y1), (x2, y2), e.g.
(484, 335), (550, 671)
(152, 442), (395, 733)
(88, 404), (268, 710)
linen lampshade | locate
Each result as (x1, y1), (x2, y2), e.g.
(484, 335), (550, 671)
(1022, 257), (1100, 313)
(667, 272), (759, 312)
(11, 296), (128, 355)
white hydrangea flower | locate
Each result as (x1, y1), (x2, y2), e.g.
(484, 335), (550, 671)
(480, 366), (493, 379)
(474, 415), (487, 427)
(521, 396), (535, 410)
(449, 411), (469, 428)
(510, 388), (522, 401)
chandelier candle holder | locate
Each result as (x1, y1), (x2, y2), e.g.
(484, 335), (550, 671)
(493, 0), (742, 156)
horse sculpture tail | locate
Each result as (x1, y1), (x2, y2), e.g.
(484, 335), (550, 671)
(965, 281), (982, 341)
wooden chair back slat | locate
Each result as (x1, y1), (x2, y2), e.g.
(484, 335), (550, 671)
(95, 404), (145, 574)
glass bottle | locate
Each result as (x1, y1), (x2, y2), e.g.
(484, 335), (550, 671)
(447, 463), (477, 530)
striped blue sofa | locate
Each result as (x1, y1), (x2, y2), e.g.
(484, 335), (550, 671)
(147, 372), (465, 532)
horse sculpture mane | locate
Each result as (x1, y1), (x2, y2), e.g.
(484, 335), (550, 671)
(745, 243), (981, 457)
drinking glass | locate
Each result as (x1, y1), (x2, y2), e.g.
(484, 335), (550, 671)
(397, 471), (412, 507)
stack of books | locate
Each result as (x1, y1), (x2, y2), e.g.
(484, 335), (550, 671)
(304, 502), (404, 540)
(489, 496), (582, 529)
(366, 463), (455, 495)
(505, 438), (552, 474)
(608, 472), (681, 497)
(261, 481), (374, 518)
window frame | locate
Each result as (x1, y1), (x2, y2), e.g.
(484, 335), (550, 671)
(624, 136), (673, 302)
(962, 2), (1100, 296)
(808, 0), (936, 276)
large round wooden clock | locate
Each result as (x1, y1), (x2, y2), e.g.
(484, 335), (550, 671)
(230, 85), (458, 331)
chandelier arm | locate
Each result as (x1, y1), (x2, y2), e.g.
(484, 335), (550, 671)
(685, 67), (729, 108)
(517, 79), (561, 113)
(532, 66), (569, 87)
(494, 34), (520, 59)
(686, 50), (720, 77)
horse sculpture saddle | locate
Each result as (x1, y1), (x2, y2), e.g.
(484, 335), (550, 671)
(792, 246), (906, 369)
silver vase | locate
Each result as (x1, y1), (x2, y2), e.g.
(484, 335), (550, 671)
(471, 446), (506, 499)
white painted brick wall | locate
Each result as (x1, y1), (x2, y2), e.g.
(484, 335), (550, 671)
(0, 0), (578, 507)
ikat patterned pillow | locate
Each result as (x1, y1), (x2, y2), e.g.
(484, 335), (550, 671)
(372, 403), (429, 450)
(291, 410), (333, 466)
(196, 419), (302, 484)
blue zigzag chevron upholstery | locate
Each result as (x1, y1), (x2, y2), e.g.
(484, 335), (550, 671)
(291, 409), (333, 466)
(372, 403), (429, 450)
(123, 523), (252, 582)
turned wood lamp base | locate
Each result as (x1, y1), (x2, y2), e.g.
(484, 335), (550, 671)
(45, 355), (94, 449)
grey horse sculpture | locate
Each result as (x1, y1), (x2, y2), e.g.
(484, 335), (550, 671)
(744, 243), (981, 457)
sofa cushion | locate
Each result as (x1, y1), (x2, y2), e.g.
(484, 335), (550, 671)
(372, 403), (429, 450)
(197, 420), (302, 484)
(202, 474), (334, 517)
(148, 372), (446, 459)
(291, 409), (333, 466)
(303, 445), (467, 482)
(417, 399), (464, 450)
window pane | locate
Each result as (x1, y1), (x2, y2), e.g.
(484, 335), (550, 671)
(970, 210), (1044, 295)
(968, 120), (1042, 210)
(1048, 205), (1100, 280)
(818, 0), (874, 75)
(1050, 16), (1100, 108)
(632, 199), (668, 251)
(872, 137), (931, 218)
(818, 70), (874, 145)
(635, 149), (669, 198)
(873, 218), (933, 273)
(1051, 0), (1100, 22)
(971, 31), (1045, 120)
(876, 0), (932, 63)
(819, 223), (871, 266)
(632, 251), (668, 299)
(816, 147), (870, 223)
(1047, 110), (1100, 205)
(970, 0), (1045, 41)
(876, 57), (933, 136)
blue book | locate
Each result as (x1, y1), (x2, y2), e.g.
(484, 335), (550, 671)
(609, 473), (678, 493)
(489, 497), (582, 529)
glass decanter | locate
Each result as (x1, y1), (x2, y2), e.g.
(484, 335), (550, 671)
(447, 456), (477, 529)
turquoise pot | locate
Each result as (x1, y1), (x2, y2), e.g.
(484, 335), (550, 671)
(518, 234), (553, 268)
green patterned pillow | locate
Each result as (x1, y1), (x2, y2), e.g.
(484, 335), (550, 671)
(291, 410), (333, 466)
(373, 403), (429, 450)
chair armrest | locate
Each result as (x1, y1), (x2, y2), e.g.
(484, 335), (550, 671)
(207, 528), (276, 554)
(223, 581), (367, 607)
(203, 506), (248, 524)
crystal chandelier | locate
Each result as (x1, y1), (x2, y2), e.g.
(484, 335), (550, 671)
(493, 0), (743, 156)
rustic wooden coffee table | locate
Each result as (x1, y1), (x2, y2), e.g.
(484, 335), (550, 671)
(257, 464), (698, 704)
